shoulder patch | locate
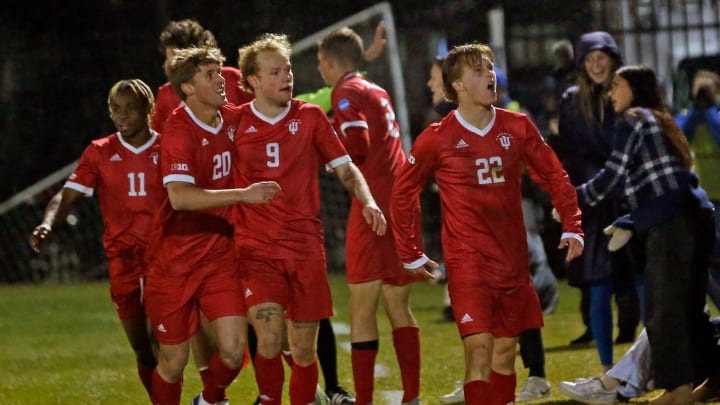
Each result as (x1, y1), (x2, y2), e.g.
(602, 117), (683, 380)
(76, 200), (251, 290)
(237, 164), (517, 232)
(338, 98), (350, 111)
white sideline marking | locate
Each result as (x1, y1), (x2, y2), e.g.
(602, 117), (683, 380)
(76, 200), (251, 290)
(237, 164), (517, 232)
(332, 321), (351, 335)
(380, 390), (403, 404)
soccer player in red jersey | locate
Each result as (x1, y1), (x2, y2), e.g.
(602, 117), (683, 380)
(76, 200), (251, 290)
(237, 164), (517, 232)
(29, 79), (161, 400)
(234, 33), (385, 405)
(152, 19), (254, 133)
(317, 27), (422, 405)
(390, 43), (584, 405)
(143, 46), (280, 405)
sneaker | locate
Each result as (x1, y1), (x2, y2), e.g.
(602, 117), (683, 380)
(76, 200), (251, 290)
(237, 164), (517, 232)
(569, 329), (594, 346)
(190, 393), (214, 405)
(557, 377), (618, 404)
(439, 381), (465, 404)
(326, 385), (355, 405)
(313, 384), (330, 405)
(516, 376), (551, 402)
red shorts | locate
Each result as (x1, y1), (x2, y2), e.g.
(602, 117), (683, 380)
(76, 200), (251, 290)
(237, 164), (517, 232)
(449, 277), (543, 338)
(240, 258), (333, 321)
(144, 253), (245, 345)
(345, 201), (423, 285)
(107, 252), (147, 320)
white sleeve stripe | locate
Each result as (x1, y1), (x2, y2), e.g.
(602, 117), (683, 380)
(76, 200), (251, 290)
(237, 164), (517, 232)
(561, 232), (585, 247)
(339, 120), (368, 136)
(64, 182), (94, 197)
(403, 255), (429, 269)
(327, 155), (352, 169)
(163, 174), (195, 186)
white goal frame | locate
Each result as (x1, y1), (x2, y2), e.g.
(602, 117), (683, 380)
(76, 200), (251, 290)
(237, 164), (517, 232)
(0, 2), (409, 214)
(291, 2), (410, 151)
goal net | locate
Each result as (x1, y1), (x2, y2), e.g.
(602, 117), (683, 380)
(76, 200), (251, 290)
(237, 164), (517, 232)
(0, 2), (408, 282)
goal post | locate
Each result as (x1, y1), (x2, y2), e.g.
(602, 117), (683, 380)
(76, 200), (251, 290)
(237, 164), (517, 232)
(0, 2), (408, 281)
(290, 2), (410, 151)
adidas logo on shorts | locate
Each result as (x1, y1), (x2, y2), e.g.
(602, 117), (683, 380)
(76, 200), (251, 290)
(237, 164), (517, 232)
(460, 313), (474, 324)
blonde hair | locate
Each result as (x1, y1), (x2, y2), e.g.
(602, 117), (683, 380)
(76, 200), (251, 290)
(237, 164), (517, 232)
(163, 47), (225, 101)
(238, 33), (292, 93)
(441, 43), (495, 102)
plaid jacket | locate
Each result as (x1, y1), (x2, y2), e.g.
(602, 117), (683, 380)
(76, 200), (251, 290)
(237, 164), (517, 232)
(577, 107), (695, 231)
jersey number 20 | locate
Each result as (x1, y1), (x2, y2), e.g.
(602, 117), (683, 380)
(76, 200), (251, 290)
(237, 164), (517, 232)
(213, 151), (232, 179)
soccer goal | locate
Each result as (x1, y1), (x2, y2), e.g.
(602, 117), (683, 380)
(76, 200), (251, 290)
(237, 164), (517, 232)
(0, 2), (407, 282)
(290, 2), (409, 272)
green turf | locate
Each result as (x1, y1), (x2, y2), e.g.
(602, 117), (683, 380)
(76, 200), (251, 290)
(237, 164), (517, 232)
(0, 275), (716, 404)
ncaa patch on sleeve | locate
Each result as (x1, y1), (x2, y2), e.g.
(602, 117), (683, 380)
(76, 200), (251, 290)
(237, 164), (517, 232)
(338, 98), (350, 111)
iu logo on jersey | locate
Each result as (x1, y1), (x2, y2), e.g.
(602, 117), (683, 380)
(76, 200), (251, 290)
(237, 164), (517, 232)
(287, 119), (301, 135)
(227, 126), (236, 142)
(496, 133), (512, 150)
(150, 152), (159, 165)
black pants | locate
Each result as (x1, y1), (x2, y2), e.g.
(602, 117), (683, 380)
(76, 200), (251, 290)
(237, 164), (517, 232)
(644, 209), (716, 389)
(519, 328), (545, 377)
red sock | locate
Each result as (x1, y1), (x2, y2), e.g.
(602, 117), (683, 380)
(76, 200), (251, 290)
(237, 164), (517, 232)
(199, 368), (227, 402)
(290, 360), (319, 405)
(201, 352), (241, 403)
(282, 350), (295, 368)
(351, 345), (378, 405)
(137, 362), (154, 399)
(464, 380), (491, 405)
(489, 370), (516, 405)
(151, 368), (182, 405)
(393, 326), (420, 403)
(255, 354), (284, 404)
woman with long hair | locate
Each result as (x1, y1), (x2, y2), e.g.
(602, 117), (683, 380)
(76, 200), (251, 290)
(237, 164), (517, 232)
(576, 65), (716, 405)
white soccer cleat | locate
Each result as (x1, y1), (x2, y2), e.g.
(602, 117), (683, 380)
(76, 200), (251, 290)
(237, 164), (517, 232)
(516, 376), (551, 402)
(557, 377), (618, 404)
(189, 393), (212, 405)
(189, 393), (229, 405)
(439, 381), (465, 404)
(312, 384), (330, 405)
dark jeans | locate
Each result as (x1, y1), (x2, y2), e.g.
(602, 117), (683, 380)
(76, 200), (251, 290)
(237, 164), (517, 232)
(644, 209), (716, 389)
(519, 328), (545, 378)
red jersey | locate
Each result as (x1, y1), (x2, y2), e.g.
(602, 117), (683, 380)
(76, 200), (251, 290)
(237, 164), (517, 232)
(232, 100), (350, 259)
(331, 73), (406, 189)
(149, 104), (241, 272)
(391, 108), (582, 287)
(331, 72), (414, 282)
(65, 131), (161, 257)
(151, 66), (254, 132)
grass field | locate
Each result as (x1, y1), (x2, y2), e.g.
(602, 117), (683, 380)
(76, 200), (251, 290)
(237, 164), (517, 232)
(0, 274), (716, 404)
